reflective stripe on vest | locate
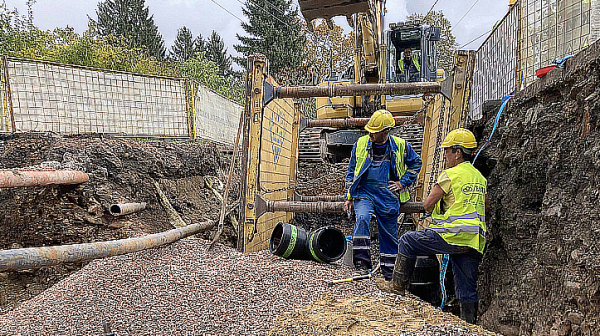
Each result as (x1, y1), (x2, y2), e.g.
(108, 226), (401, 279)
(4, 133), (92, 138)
(429, 225), (486, 238)
(432, 211), (486, 226)
(347, 135), (409, 202)
(431, 162), (487, 253)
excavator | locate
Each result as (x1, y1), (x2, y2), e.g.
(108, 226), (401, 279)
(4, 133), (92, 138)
(298, 0), (444, 162)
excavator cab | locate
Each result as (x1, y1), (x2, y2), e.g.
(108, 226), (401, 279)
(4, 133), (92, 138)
(385, 22), (441, 115)
(386, 22), (441, 84)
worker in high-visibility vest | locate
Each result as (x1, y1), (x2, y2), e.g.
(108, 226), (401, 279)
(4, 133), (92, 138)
(398, 47), (421, 82)
(343, 110), (422, 284)
(388, 128), (489, 325)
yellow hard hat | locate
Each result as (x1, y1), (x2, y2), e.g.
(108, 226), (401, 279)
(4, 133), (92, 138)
(440, 128), (477, 149)
(365, 110), (395, 133)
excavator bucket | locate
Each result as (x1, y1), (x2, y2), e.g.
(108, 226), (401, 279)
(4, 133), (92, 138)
(298, 0), (370, 28)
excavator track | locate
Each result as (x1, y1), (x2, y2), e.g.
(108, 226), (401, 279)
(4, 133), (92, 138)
(298, 128), (326, 162)
(391, 124), (424, 155)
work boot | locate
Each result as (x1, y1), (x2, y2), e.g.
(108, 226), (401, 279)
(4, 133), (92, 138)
(374, 278), (403, 295)
(353, 259), (370, 277)
(460, 301), (478, 324)
(391, 254), (416, 295)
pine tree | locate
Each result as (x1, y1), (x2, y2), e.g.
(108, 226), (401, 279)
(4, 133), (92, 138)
(194, 35), (205, 56)
(205, 30), (232, 77)
(96, 0), (166, 60)
(408, 11), (458, 72)
(234, 0), (305, 74)
(170, 26), (198, 62)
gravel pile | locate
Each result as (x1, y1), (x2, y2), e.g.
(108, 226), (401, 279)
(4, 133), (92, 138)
(1, 238), (499, 336)
(0, 238), (372, 335)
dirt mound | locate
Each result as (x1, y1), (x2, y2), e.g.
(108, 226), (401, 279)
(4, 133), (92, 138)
(270, 294), (501, 336)
(0, 132), (238, 313)
(476, 42), (600, 335)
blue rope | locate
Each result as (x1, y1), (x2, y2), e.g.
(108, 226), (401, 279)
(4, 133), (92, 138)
(472, 95), (513, 164)
(439, 253), (450, 309)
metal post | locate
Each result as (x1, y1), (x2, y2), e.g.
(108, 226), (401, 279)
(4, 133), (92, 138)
(0, 219), (216, 272)
(304, 115), (412, 129)
(255, 194), (424, 218)
(1, 56), (15, 133)
(273, 82), (440, 99)
(0, 170), (89, 188)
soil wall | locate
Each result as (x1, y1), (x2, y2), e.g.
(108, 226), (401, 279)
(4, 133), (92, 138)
(477, 41), (600, 335)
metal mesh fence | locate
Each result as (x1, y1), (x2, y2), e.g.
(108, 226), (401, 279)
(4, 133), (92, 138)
(0, 57), (242, 145)
(194, 82), (244, 145)
(470, 0), (600, 120)
(6, 59), (188, 136)
(520, 0), (597, 87)
(471, 5), (519, 120)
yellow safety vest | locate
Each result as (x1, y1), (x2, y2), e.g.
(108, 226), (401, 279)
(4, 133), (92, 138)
(430, 162), (487, 253)
(398, 55), (421, 73)
(347, 135), (410, 202)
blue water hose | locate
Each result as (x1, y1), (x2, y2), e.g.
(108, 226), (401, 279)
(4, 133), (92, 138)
(472, 95), (513, 165)
(439, 253), (450, 309)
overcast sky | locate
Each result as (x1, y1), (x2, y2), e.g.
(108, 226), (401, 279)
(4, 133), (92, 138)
(4, 0), (511, 65)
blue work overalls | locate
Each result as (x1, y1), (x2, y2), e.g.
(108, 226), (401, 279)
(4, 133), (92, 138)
(352, 144), (400, 280)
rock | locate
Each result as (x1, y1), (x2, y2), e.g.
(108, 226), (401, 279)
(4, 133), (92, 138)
(497, 324), (520, 336)
(567, 311), (583, 325)
(557, 321), (571, 336)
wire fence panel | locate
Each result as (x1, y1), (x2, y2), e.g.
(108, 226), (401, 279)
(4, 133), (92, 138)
(520, 0), (598, 87)
(5, 59), (189, 137)
(471, 5), (519, 120)
(194, 83), (243, 145)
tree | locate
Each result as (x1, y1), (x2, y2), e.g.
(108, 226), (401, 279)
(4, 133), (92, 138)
(0, 2), (242, 103)
(407, 11), (457, 72)
(205, 30), (232, 77)
(194, 34), (205, 56)
(95, 0), (166, 60)
(171, 26), (206, 62)
(234, 0), (305, 75)
(302, 20), (355, 83)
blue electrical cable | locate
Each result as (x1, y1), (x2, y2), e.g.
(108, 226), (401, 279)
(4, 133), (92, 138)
(439, 253), (450, 309)
(472, 95), (513, 165)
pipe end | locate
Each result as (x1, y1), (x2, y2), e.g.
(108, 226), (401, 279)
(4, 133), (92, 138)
(109, 205), (121, 215)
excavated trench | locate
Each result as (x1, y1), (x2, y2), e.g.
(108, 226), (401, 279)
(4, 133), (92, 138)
(0, 133), (236, 313)
(2, 42), (599, 335)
